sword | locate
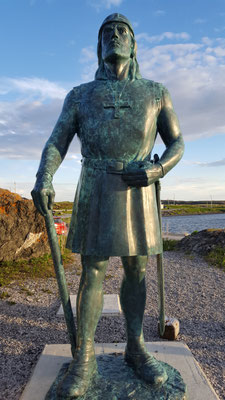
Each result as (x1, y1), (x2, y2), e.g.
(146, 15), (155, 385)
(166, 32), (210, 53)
(154, 154), (165, 337)
(44, 210), (76, 357)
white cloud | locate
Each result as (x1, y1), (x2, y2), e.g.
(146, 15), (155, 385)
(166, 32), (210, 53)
(81, 63), (98, 82)
(80, 46), (96, 63)
(79, 47), (98, 82)
(201, 37), (213, 46)
(194, 18), (207, 24)
(214, 26), (225, 33)
(0, 77), (67, 100)
(136, 32), (190, 44)
(105, 0), (123, 7)
(88, 0), (124, 11)
(67, 40), (76, 47)
(1, 33), (225, 162)
(132, 21), (139, 28)
(136, 35), (225, 142)
(154, 10), (166, 17)
(0, 77), (80, 159)
(161, 176), (225, 201)
(193, 158), (225, 167)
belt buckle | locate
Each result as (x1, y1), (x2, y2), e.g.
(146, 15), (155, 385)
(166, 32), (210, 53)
(107, 161), (124, 173)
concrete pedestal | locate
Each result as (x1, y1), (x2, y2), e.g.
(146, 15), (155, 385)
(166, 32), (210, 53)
(20, 342), (219, 400)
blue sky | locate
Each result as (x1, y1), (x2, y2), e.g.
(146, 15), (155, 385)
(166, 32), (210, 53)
(0, 0), (225, 201)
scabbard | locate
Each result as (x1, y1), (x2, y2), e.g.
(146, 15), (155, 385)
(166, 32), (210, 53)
(155, 180), (165, 337)
(44, 211), (76, 357)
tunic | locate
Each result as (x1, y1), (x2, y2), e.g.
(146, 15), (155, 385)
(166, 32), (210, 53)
(65, 78), (167, 256)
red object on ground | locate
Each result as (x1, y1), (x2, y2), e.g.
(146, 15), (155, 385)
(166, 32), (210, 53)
(53, 216), (67, 235)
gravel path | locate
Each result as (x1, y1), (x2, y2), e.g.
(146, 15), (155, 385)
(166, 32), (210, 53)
(0, 251), (224, 400)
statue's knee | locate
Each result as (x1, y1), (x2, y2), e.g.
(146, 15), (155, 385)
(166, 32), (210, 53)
(122, 256), (147, 281)
(81, 256), (108, 285)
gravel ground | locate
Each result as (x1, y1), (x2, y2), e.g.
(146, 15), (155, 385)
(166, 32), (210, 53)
(0, 251), (224, 400)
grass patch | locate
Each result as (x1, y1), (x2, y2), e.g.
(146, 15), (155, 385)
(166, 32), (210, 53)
(162, 204), (225, 216)
(62, 217), (71, 225)
(20, 287), (34, 296)
(163, 239), (178, 251)
(0, 248), (74, 287)
(41, 288), (53, 294)
(7, 300), (17, 306)
(105, 274), (113, 280)
(205, 246), (225, 271)
(0, 291), (10, 299)
(54, 201), (73, 211)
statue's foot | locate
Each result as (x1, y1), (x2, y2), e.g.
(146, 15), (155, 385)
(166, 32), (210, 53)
(125, 347), (168, 386)
(56, 353), (97, 399)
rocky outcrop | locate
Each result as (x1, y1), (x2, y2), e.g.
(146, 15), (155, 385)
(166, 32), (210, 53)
(177, 229), (225, 256)
(0, 189), (50, 261)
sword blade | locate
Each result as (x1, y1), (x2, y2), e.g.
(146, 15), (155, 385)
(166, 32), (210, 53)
(44, 211), (76, 356)
(157, 253), (165, 336)
(155, 178), (165, 337)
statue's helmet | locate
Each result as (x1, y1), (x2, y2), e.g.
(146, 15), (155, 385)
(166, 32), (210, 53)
(97, 13), (136, 65)
(98, 13), (134, 39)
(95, 13), (141, 80)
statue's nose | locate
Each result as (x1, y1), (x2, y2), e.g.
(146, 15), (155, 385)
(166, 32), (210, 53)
(111, 27), (119, 38)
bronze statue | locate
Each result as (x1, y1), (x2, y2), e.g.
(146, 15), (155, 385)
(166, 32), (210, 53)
(32, 13), (184, 399)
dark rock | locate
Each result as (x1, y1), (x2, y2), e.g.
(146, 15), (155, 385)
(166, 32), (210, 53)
(177, 229), (225, 256)
(0, 188), (50, 261)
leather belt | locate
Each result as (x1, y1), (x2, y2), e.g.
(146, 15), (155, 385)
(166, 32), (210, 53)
(82, 157), (145, 174)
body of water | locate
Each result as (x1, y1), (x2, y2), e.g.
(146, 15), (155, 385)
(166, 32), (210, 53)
(162, 213), (225, 234)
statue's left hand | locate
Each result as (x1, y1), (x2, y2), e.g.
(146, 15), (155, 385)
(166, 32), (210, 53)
(122, 163), (163, 187)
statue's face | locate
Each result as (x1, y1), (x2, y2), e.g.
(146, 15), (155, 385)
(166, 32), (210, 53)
(101, 22), (132, 62)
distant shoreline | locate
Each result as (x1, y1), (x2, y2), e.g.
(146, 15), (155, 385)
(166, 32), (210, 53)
(161, 211), (225, 217)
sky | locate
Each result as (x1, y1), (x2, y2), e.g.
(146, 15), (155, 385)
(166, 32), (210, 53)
(0, 0), (225, 201)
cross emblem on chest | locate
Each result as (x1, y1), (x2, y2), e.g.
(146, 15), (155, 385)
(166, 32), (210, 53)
(103, 99), (131, 119)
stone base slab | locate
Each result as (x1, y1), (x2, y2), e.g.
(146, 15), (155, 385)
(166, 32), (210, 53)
(20, 342), (219, 400)
(57, 294), (122, 317)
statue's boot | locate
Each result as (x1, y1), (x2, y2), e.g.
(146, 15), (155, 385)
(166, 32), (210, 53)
(124, 339), (168, 386)
(120, 256), (168, 387)
(56, 350), (97, 399)
(56, 256), (108, 399)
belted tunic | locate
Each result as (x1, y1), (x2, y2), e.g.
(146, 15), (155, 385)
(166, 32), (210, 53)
(65, 78), (167, 256)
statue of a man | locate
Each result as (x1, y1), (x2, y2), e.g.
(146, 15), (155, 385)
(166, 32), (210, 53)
(32, 13), (184, 399)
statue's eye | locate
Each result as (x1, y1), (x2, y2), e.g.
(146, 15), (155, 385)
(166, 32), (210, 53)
(103, 27), (112, 34)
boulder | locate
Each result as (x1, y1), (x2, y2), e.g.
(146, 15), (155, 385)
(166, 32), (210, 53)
(0, 188), (50, 261)
(177, 229), (225, 256)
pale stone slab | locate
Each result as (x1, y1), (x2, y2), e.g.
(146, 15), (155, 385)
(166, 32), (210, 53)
(20, 342), (219, 400)
(57, 294), (122, 317)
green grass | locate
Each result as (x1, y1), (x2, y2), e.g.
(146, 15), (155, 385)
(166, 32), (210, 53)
(62, 217), (71, 224)
(53, 202), (73, 215)
(0, 248), (74, 287)
(205, 246), (225, 271)
(0, 291), (10, 299)
(54, 201), (73, 211)
(163, 239), (178, 251)
(162, 204), (225, 216)
(20, 287), (34, 296)
(162, 238), (225, 271)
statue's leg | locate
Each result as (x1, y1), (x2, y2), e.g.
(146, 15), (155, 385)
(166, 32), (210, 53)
(120, 255), (168, 386)
(57, 255), (108, 399)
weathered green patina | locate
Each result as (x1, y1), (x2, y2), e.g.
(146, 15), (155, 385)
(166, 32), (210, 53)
(46, 354), (188, 400)
(32, 13), (185, 399)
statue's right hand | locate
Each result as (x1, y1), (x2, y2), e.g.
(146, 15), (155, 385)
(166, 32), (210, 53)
(31, 180), (55, 217)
